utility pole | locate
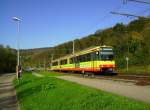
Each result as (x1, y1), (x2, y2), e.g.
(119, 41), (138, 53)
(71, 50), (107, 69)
(73, 40), (75, 55)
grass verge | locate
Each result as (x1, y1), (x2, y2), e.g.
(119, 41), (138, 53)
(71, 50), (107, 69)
(36, 71), (65, 77)
(14, 72), (150, 110)
(117, 65), (150, 75)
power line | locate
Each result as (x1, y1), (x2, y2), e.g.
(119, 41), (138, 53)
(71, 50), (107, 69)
(110, 11), (150, 18)
(123, 0), (150, 5)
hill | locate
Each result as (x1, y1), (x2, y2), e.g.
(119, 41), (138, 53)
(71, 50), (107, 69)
(21, 17), (150, 71)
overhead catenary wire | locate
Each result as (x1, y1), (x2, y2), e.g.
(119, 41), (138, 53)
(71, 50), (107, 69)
(110, 11), (149, 18)
(111, 0), (150, 19)
(123, 0), (150, 5)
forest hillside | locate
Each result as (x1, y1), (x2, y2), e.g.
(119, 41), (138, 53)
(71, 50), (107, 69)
(21, 17), (150, 71)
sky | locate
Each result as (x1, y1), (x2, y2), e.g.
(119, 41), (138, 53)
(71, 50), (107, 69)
(0, 0), (150, 49)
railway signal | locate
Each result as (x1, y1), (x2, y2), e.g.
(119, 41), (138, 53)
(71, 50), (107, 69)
(126, 57), (129, 71)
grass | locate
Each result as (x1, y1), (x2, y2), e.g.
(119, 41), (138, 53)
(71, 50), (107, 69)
(14, 72), (150, 110)
(36, 71), (65, 77)
(117, 65), (150, 75)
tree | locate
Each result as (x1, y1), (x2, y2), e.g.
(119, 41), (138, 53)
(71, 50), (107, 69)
(0, 45), (16, 74)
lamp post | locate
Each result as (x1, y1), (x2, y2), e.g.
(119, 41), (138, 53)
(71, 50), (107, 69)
(12, 17), (21, 78)
(73, 40), (75, 55)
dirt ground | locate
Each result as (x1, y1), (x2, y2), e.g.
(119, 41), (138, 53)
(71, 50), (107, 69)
(0, 73), (20, 110)
(57, 75), (150, 103)
(116, 75), (150, 86)
(67, 72), (150, 86)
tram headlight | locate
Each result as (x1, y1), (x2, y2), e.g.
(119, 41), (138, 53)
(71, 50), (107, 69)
(100, 65), (104, 68)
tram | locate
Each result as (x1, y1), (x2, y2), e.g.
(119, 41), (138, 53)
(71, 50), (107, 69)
(51, 46), (115, 73)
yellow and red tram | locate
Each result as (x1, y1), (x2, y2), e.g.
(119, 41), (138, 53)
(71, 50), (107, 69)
(51, 46), (115, 73)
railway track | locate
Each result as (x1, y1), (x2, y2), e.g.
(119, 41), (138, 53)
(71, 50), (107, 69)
(95, 74), (150, 86)
(55, 71), (150, 86)
(116, 74), (150, 86)
(118, 74), (150, 78)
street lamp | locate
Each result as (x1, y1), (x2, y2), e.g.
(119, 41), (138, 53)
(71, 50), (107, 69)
(12, 17), (21, 78)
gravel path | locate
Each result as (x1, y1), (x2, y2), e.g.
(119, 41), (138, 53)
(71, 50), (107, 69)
(57, 75), (150, 103)
(0, 73), (20, 110)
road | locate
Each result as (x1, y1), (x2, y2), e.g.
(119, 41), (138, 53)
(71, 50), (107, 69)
(57, 75), (150, 103)
(0, 73), (20, 110)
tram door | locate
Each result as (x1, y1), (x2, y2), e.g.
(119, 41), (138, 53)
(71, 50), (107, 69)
(91, 52), (95, 72)
(91, 51), (98, 72)
(74, 57), (80, 68)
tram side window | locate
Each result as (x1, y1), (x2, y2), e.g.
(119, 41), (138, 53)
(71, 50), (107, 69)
(52, 61), (58, 66)
(79, 55), (85, 62)
(79, 53), (91, 62)
(69, 53), (92, 63)
(60, 59), (67, 65)
(79, 55), (83, 62)
(69, 58), (73, 64)
(69, 57), (80, 64)
(76, 56), (80, 63)
(92, 51), (99, 61)
(86, 53), (91, 61)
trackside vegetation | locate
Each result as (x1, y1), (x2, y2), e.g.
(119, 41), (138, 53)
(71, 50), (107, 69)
(118, 65), (150, 75)
(0, 45), (16, 74)
(36, 71), (65, 77)
(14, 73), (150, 110)
(21, 18), (150, 74)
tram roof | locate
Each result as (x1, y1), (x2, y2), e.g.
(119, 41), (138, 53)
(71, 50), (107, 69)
(52, 45), (113, 62)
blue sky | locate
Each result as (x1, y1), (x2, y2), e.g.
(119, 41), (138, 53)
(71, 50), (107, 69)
(0, 0), (149, 49)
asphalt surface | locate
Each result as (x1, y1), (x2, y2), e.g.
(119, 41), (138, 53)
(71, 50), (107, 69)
(57, 75), (150, 103)
(0, 73), (20, 110)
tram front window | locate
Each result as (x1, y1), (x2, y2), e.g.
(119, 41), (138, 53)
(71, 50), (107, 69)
(101, 54), (114, 61)
(100, 48), (114, 61)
